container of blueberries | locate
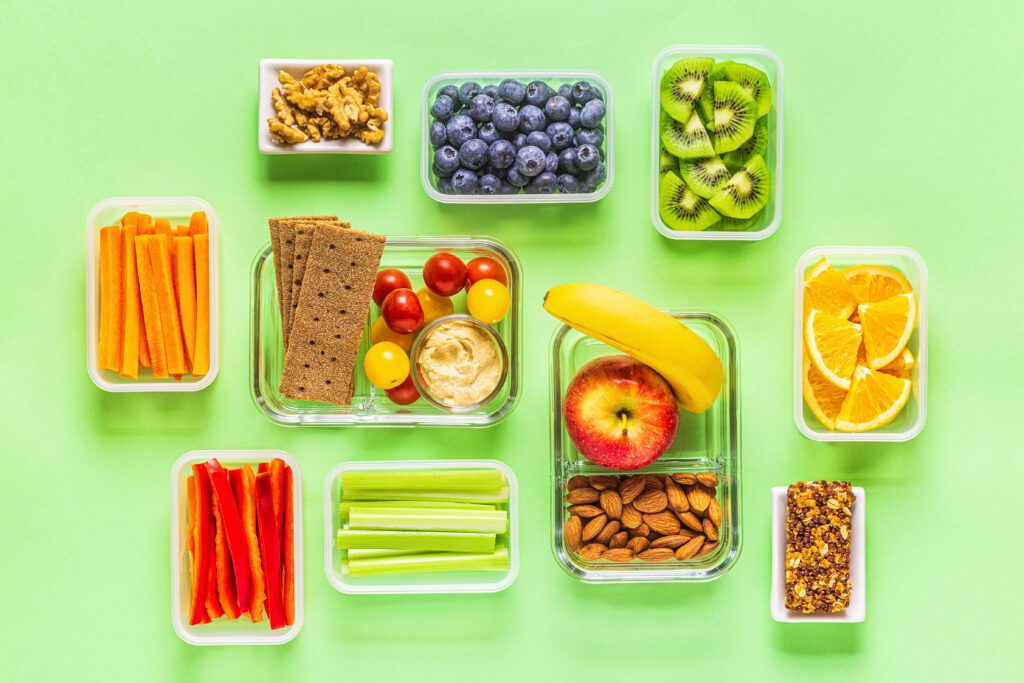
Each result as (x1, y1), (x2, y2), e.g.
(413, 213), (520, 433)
(421, 72), (614, 203)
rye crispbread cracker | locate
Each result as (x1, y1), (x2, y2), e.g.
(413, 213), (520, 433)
(291, 220), (351, 344)
(279, 226), (385, 405)
(269, 216), (337, 342)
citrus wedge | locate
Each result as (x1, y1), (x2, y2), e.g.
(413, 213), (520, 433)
(835, 365), (912, 432)
(858, 292), (917, 370)
(880, 347), (915, 375)
(842, 264), (912, 305)
(805, 310), (862, 390)
(803, 257), (857, 319)
(802, 356), (848, 430)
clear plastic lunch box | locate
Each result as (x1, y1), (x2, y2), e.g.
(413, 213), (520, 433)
(323, 459), (519, 594)
(550, 310), (741, 582)
(170, 450), (303, 646)
(85, 196), (220, 392)
(421, 70), (614, 204)
(650, 45), (784, 241)
(794, 246), (928, 442)
(250, 236), (522, 426)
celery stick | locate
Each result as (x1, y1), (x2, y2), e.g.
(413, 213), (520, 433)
(346, 548), (420, 560)
(336, 529), (496, 553)
(348, 507), (508, 534)
(341, 487), (509, 505)
(341, 469), (506, 492)
(344, 547), (510, 577)
(339, 500), (495, 520)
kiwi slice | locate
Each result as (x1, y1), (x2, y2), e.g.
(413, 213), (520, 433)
(660, 57), (715, 123)
(712, 81), (757, 154)
(719, 62), (771, 117)
(718, 216), (759, 232)
(722, 119), (768, 171)
(659, 170), (721, 231)
(709, 154), (770, 219)
(660, 111), (714, 159)
(697, 82), (716, 132)
(659, 147), (677, 174)
(679, 156), (731, 198)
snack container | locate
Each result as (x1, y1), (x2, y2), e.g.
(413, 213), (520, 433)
(794, 246), (928, 441)
(86, 197), (220, 392)
(550, 310), (741, 582)
(770, 486), (866, 623)
(170, 450), (303, 645)
(324, 459), (519, 594)
(250, 236), (522, 426)
(258, 59), (394, 154)
(421, 71), (614, 203)
(650, 45), (784, 240)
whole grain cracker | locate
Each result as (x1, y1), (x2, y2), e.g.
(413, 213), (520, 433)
(269, 216), (337, 341)
(290, 220), (351, 345)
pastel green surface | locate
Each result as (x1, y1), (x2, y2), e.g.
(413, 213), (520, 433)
(1, 0), (1022, 680)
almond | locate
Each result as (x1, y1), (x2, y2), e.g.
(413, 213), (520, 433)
(599, 490), (623, 519)
(601, 547), (635, 562)
(696, 472), (719, 488)
(618, 475), (646, 504)
(581, 514), (607, 541)
(609, 531), (628, 549)
(671, 472), (697, 486)
(567, 475), (590, 490)
(665, 479), (690, 513)
(620, 504), (642, 529)
(685, 484), (712, 514)
(696, 540), (718, 558)
(588, 475), (619, 491)
(643, 511), (682, 535)
(674, 535), (705, 560)
(566, 487), (600, 504)
(675, 527), (699, 540)
(650, 534), (690, 549)
(626, 536), (650, 553)
(577, 543), (607, 560)
(707, 497), (722, 526)
(630, 522), (651, 538)
(702, 517), (719, 541)
(595, 520), (621, 546)
(678, 511), (704, 533)
(567, 504), (603, 518)
(564, 515), (582, 552)
(637, 547), (675, 561)
(644, 475), (665, 491)
(633, 490), (668, 513)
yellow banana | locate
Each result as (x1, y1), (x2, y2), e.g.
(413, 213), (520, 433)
(543, 283), (723, 413)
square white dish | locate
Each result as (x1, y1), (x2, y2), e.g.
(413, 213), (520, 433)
(258, 59), (393, 154)
(771, 486), (865, 623)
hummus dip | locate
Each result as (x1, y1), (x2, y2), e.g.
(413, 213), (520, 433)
(416, 319), (503, 406)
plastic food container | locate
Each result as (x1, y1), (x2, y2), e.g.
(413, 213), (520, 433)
(794, 246), (928, 442)
(86, 196), (220, 392)
(258, 59), (394, 154)
(250, 236), (521, 426)
(323, 459), (519, 594)
(170, 450), (303, 646)
(550, 310), (741, 582)
(650, 45), (784, 241)
(770, 486), (866, 623)
(421, 71), (614, 203)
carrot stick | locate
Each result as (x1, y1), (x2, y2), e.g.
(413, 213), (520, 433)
(98, 226), (123, 371)
(147, 235), (187, 375)
(154, 217), (172, 237)
(174, 236), (197, 370)
(211, 488), (240, 619)
(186, 476), (197, 594)
(97, 228), (113, 369)
(282, 465), (295, 626)
(192, 233), (210, 376)
(137, 213), (153, 235)
(135, 236), (168, 378)
(119, 214), (140, 379)
(135, 215), (154, 368)
(232, 466), (265, 623)
(189, 211), (208, 236)
(120, 211), (138, 228)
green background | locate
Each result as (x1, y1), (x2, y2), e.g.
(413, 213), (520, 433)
(2, 0), (1022, 680)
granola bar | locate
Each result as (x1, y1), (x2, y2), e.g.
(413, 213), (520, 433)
(785, 481), (854, 613)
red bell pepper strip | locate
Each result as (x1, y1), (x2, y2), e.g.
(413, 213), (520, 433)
(258, 462), (268, 475)
(210, 488), (239, 619)
(205, 459), (252, 615)
(282, 465), (295, 626)
(269, 459), (286, 540)
(256, 471), (286, 630)
(231, 466), (266, 623)
(188, 464), (213, 625)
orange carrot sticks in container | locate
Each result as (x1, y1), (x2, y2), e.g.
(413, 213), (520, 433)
(135, 236), (168, 378)
(147, 234), (187, 375)
(119, 214), (141, 379)
(192, 233), (210, 376)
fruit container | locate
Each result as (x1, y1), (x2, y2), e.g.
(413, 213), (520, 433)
(250, 236), (522, 426)
(323, 459), (519, 594)
(650, 45), (784, 240)
(86, 196), (220, 392)
(794, 246), (928, 442)
(258, 59), (394, 154)
(770, 486), (866, 622)
(421, 71), (614, 203)
(170, 450), (303, 646)
(550, 310), (741, 582)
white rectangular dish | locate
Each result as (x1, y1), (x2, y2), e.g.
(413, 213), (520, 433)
(258, 59), (393, 154)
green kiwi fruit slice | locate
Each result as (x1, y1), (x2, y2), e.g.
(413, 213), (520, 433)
(660, 147), (678, 174)
(679, 156), (731, 198)
(718, 216), (759, 232)
(659, 170), (721, 231)
(660, 57), (715, 123)
(660, 111), (714, 159)
(722, 119), (768, 171)
(697, 82), (716, 132)
(719, 62), (771, 117)
(712, 81), (757, 154)
(709, 154), (770, 219)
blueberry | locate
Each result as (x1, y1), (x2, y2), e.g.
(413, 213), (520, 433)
(579, 99), (606, 128)
(575, 127), (603, 148)
(546, 122), (575, 150)
(482, 84), (499, 100)
(430, 95), (455, 121)
(488, 139), (516, 169)
(437, 177), (454, 194)
(434, 145), (461, 175)
(497, 79), (526, 104)
(458, 138), (489, 170)
(458, 81), (481, 106)
(512, 133), (527, 149)
(571, 80), (596, 104)
(557, 147), (579, 174)
(445, 114), (476, 147)
(491, 103), (519, 132)
(468, 94), (495, 122)
(557, 174), (580, 193)
(575, 143), (599, 171)
(525, 80), (552, 107)
(507, 167), (529, 187)
(525, 131), (552, 152)
(544, 95), (572, 122)
(478, 122), (501, 144)
(557, 83), (573, 98)
(438, 85), (460, 106)
(545, 151), (559, 173)
(517, 105), (547, 133)
(530, 171), (558, 194)
(487, 165), (507, 178)
(583, 162), (606, 188)
(499, 179), (519, 194)
(451, 168), (480, 194)
(568, 106), (581, 128)
(514, 145), (546, 177)
(479, 174), (501, 195)
(429, 121), (447, 148)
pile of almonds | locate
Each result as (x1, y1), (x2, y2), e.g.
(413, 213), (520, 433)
(563, 472), (722, 563)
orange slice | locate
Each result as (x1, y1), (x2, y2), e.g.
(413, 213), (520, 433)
(805, 310), (862, 390)
(880, 347), (915, 375)
(803, 356), (848, 430)
(835, 365), (912, 432)
(842, 264), (912, 305)
(858, 292), (917, 369)
(804, 257), (857, 319)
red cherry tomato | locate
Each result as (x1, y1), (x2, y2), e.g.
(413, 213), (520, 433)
(423, 252), (467, 296)
(465, 256), (508, 289)
(381, 288), (424, 334)
(385, 375), (420, 405)
(372, 268), (412, 307)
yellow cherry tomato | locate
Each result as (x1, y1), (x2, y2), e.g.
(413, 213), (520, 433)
(416, 286), (454, 324)
(466, 279), (510, 324)
(363, 341), (410, 390)
(369, 315), (413, 352)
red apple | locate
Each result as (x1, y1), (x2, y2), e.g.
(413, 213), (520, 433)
(563, 355), (679, 470)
